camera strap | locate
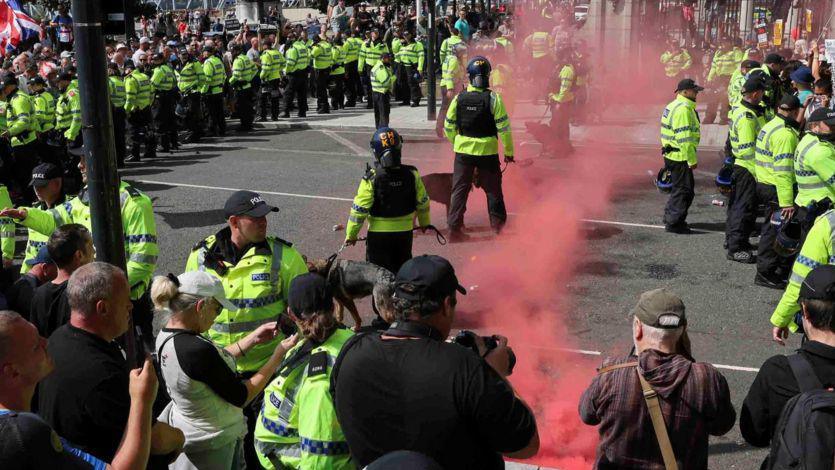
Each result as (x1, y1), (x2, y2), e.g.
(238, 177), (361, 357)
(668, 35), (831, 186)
(383, 321), (445, 341)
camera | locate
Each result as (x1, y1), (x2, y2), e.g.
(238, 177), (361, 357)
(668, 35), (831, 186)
(453, 330), (516, 375)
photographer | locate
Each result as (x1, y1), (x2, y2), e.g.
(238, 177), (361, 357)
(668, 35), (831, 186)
(332, 255), (539, 469)
(578, 288), (735, 469)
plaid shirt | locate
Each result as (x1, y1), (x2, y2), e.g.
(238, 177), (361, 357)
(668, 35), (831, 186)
(579, 349), (736, 469)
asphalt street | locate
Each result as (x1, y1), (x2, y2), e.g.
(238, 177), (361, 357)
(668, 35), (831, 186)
(14, 111), (787, 468)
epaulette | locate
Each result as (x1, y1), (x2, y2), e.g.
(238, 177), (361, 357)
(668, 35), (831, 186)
(192, 237), (211, 252)
(272, 236), (293, 247)
(123, 184), (142, 198)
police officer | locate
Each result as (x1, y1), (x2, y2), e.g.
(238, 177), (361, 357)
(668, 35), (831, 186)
(391, 29), (408, 105)
(548, 46), (576, 155)
(2, 73), (38, 204)
(282, 34), (310, 118)
(150, 52), (178, 152)
(343, 29), (363, 107)
(753, 53), (786, 117)
(202, 45), (227, 136)
(792, 108), (835, 241)
(254, 273), (354, 469)
(177, 48), (204, 143)
(259, 40), (285, 121)
(437, 43), (467, 138)
(370, 52), (394, 129)
(754, 95), (802, 289)
(29, 76), (55, 153)
(443, 57), (514, 242)
(359, 29), (389, 110)
(0, 180), (11, 268)
(0, 151), (159, 355)
(124, 59), (155, 163)
(660, 78), (702, 234)
(345, 127), (430, 274)
(107, 62), (128, 167)
(400, 32), (424, 107)
(19, 162), (66, 273)
(184, 190), (308, 469)
(330, 36), (347, 110)
(53, 71), (75, 169)
(230, 43), (257, 132)
(726, 77), (767, 263)
(704, 38), (737, 125)
(311, 34), (333, 114)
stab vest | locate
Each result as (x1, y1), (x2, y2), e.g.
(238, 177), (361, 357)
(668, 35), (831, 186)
(456, 90), (497, 138)
(371, 165), (417, 218)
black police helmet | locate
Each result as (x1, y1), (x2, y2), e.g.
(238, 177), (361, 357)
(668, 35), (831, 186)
(715, 157), (734, 195)
(466, 56), (491, 88)
(370, 127), (403, 168)
(772, 212), (802, 258)
(655, 168), (672, 193)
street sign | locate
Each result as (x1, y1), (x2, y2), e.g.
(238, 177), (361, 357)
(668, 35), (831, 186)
(225, 17), (241, 31)
(773, 20), (783, 46)
(806, 9), (813, 33)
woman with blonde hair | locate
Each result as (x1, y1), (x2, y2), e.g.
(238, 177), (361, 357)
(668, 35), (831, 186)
(151, 271), (298, 470)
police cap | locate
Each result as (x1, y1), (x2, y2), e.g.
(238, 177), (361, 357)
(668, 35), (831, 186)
(223, 190), (279, 218)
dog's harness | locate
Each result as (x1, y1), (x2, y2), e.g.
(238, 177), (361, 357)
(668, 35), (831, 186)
(328, 225), (447, 275)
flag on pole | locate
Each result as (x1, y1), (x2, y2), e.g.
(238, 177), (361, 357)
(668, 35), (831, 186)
(0, 0), (42, 54)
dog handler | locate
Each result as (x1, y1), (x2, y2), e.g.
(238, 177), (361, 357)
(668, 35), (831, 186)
(345, 127), (431, 274)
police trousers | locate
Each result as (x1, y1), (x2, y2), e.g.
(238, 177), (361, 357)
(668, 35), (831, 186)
(127, 107), (155, 160)
(284, 69), (308, 115)
(153, 90), (178, 151)
(235, 86), (254, 130)
(394, 62), (409, 104)
(330, 73), (344, 109)
(726, 166), (758, 253)
(314, 68), (330, 113)
(345, 61), (360, 105)
(363, 68), (373, 108)
(10, 141), (38, 204)
(366, 230), (413, 274)
(448, 153), (507, 232)
(405, 64), (422, 106)
(372, 91), (390, 129)
(204, 92), (226, 136)
(663, 158), (694, 228)
(259, 78), (281, 120)
(756, 183), (793, 279)
(183, 93), (203, 141)
(111, 106), (127, 167)
(704, 76), (730, 124)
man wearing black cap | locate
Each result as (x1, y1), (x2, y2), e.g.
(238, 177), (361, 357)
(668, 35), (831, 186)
(742, 264), (835, 457)
(333, 255), (539, 469)
(20, 163), (65, 273)
(659, 78), (702, 234)
(753, 95), (803, 288)
(792, 107), (835, 241)
(2, 73), (38, 205)
(184, 190), (308, 469)
(726, 77), (767, 263)
(5, 245), (57, 317)
(754, 53), (786, 114)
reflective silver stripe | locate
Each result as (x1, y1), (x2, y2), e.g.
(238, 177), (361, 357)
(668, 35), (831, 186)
(210, 316), (276, 334)
(0, 231), (14, 237)
(49, 208), (64, 227)
(270, 240), (282, 286)
(755, 160), (774, 169)
(128, 253), (158, 264)
(255, 440), (302, 459)
(826, 211), (835, 248)
(196, 247), (207, 272)
(796, 138), (819, 173)
(120, 191), (129, 206)
(798, 182), (827, 189)
(790, 272), (805, 285)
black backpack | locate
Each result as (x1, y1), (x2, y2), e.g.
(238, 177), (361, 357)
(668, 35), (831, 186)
(766, 354), (835, 470)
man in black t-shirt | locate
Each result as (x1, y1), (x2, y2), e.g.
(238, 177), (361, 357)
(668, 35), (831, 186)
(5, 246), (57, 319)
(29, 224), (93, 338)
(333, 255), (539, 469)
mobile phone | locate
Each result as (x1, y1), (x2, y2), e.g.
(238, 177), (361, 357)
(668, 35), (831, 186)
(277, 313), (298, 337)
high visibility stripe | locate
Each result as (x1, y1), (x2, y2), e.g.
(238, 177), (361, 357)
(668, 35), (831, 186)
(124, 234), (157, 244)
(259, 413), (299, 438)
(211, 314), (277, 333)
(300, 437), (350, 456)
(255, 439), (302, 458)
(796, 254), (821, 269)
(790, 272), (805, 284)
(774, 153), (793, 161)
(756, 161), (773, 169)
(797, 181), (826, 189)
(128, 253), (157, 264)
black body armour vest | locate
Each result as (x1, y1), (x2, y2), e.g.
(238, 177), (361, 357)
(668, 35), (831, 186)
(455, 90), (497, 138)
(371, 165), (417, 218)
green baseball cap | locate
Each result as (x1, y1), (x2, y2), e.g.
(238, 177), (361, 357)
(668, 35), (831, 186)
(630, 288), (687, 329)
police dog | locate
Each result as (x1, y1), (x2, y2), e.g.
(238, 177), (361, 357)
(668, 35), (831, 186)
(421, 170), (483, 213)
(307, 258), (396, 331)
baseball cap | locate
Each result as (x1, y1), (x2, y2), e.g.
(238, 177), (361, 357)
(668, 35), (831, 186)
(175, 271), (238, 311)
(778, 95), (801, 111)
(741, 77), (766, 94)
(675, 78), (703, 93)
(139, 36), (151, 45)
(29, 163), (62, 187)
(288, 273), (333, 318)
(807, 107), (835, 125)
(741, 59), (761, 70)
(764, 52), (785, 64)
(25, 245), (53, 266)
(115, 43), (128, 50)
(223, 190), (279, 218)
(0, 74), (16, 87)
(394, 255), (467, 302)
(790, 66), (814, 85)
(59, 50), (73, 59)
(800, 265), (835, 300)
(630, 288), (687, 329)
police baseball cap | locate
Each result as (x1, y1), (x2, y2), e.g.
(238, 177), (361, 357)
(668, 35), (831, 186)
(778, 95), (801, 111)
(741, 77), (767, 94)
(57, 70), (73, 81)
(27, 75), (46, 87)
(675, 78), (703, 93)
(223, 190), (279, 218)
(25, 245), (53, 266)
(630, 288), (687, 329)
(174, 271), (238, 311)
(807, 107), (835, 125)
(764, 53), (785, 64)
(394, 255), (467, 302)
(288, 273), (333, 318)
(800, 265), (835, 300)
(1, 74), (16, 87)
(29, 163), (62, 187)
(741, 60), (761, 70)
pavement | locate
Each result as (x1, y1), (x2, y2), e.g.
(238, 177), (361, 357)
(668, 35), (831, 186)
(10, 97), (776, 469)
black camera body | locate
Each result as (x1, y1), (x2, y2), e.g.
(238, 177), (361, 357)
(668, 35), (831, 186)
(453, 330), (516, 375)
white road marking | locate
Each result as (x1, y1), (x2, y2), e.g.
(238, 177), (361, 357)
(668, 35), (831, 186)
(553, 347), (759, 372)
(581, 218), (665, 230)
(131, 179), (354, 202)
(180, 142), (356, 158)
(320, 129), (367, 156)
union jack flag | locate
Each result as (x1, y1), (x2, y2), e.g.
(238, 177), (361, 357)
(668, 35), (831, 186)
(0, 0), (42, 54)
